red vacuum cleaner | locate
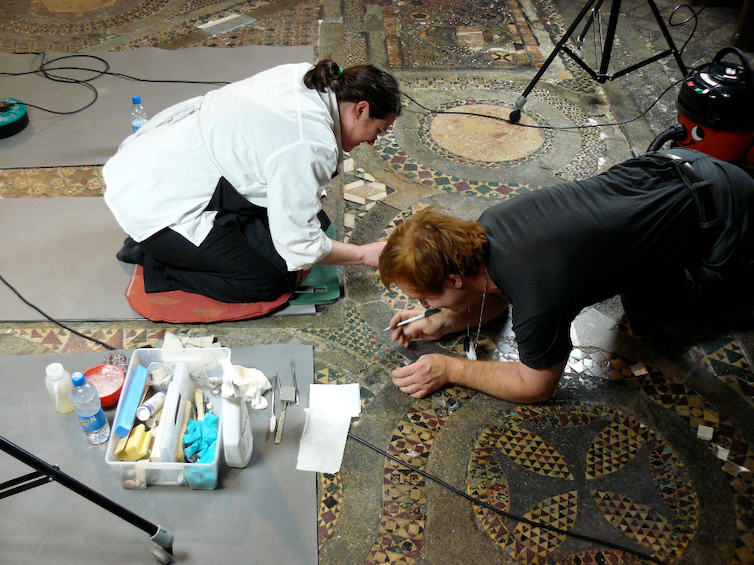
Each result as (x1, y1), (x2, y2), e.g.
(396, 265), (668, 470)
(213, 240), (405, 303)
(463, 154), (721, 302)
(648, 47), (754, 164)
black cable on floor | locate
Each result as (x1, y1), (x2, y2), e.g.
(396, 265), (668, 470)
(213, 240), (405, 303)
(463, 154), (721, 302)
(669, 0), (710, 58)
(401, 78), (683, 132)
(400, 0), (708, 134)
(1, 52), (230, 115)
(0, 273), (115, 351)
(347, 431), (663, 564)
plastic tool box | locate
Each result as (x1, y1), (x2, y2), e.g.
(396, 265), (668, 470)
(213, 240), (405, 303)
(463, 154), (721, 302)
(105, 348), (228, 490)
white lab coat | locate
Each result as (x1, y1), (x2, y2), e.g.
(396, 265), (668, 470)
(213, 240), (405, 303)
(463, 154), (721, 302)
(103, 62), (342, 271)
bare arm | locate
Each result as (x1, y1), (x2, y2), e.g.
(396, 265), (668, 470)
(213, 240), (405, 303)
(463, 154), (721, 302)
(317, 240), (386, 267)
(391, 354), (566, 403)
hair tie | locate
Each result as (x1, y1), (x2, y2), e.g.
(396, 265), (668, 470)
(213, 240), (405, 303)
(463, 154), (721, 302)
(337, 67), (344, 76)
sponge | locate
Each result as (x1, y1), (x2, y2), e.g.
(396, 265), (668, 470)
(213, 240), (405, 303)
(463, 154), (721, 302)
(115, 424), (153, 461)
(113, 365), (149, 437)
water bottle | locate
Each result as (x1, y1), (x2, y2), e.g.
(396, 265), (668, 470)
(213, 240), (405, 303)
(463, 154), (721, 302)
(69, 371), (111, 445)
(130, 95), (148, 133)
(44, 362), (74, 414)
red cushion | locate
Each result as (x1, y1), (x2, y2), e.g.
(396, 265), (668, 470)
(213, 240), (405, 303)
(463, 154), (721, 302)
(125, 265), (291, 323)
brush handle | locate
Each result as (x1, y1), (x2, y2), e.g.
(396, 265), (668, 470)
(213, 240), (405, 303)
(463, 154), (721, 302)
(383, 307), (442, 331)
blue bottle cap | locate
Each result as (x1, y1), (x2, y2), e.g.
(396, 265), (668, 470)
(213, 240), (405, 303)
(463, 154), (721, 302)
(132, 95), (141, 104)
(71, 371), (85, 387)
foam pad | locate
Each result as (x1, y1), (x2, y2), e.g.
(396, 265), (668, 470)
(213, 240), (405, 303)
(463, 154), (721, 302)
(125, 265), (292, 323)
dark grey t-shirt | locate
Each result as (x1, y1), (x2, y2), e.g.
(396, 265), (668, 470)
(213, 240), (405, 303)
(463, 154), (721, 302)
(480, 153), (702, 369)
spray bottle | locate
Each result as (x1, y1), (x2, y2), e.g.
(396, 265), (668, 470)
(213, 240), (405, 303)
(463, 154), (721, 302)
(220, 358), (253, 468)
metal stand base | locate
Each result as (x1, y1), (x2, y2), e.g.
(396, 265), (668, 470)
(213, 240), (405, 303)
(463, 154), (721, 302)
(509, 0), (688, 122)
(0, 435), (174, 564)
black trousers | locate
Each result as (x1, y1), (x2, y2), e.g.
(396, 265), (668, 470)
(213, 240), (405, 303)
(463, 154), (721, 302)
(621, 150), (754, 326)
(136, 178), (329, 303)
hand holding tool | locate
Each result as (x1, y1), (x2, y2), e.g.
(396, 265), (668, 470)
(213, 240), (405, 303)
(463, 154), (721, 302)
(383, 308), (442, 332)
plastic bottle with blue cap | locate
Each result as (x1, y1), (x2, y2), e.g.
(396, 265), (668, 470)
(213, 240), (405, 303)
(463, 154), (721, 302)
(130, 95), (148, 133)
(70, 371), (111, 445)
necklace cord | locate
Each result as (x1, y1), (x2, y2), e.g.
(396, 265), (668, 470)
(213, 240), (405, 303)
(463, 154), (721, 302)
(465, 273), (488, 358)
(474, 275), (487, 349)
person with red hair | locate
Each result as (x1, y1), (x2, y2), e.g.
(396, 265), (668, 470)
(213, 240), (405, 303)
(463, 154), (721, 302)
(380, 149), (754, 403)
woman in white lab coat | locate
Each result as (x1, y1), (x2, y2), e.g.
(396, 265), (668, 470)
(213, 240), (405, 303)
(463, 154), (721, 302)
(103, 58), (401, 302)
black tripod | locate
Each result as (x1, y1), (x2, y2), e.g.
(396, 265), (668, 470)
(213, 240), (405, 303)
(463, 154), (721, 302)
(509, 0), (688, 122)
(0, 436), (175, 564)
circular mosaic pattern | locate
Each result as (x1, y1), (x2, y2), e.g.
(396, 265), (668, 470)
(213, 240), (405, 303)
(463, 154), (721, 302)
(29, 0), (119, 15)
(0, 0), (171, 35)
(0, 0), (273, 36)
(419, 100), (551, 167)
(467, 402), (699, 563)
(378, 77), (607, 194)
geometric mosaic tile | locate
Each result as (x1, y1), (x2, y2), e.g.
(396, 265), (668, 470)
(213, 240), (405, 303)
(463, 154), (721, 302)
(499, 425), (574, 480)
(314, 359), (391, 552)
(469, 402), (698, 563)
(0, 167), (105, 198)
(379, 0), (543, 70)
(362, 390), (473, 565)
(586, 421), (648, 479)
(511, 489), (578, 556)
(593, 490), (676, 556)
(8, 327), (166, 354)
(686, 336), (754, 411)
(374, 77), (607, 195)
(301, 301), (405, 370)
(468, 427), (513, 539)
(318, 472), (343, 551)
(623, 363), (754, 565)
(558, 549), (646, 564)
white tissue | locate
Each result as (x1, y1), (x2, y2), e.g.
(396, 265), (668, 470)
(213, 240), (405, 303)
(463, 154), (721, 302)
(233, 365), (271, 409)
(296, 383), (361, 474)
(162, 332), (217, 349)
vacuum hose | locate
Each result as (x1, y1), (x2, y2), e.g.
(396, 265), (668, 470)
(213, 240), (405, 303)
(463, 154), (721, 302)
(647, 123), (687, 152)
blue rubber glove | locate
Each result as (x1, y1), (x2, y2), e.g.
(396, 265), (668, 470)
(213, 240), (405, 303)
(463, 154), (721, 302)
(183, 413), (219, 463)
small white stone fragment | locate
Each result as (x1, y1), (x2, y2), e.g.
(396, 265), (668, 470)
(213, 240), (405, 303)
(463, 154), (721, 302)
(697, 425), (714, 441)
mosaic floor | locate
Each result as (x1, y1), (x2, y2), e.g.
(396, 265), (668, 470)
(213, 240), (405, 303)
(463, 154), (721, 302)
(7, 308), (754, 564)
(2, 0), (754, 564)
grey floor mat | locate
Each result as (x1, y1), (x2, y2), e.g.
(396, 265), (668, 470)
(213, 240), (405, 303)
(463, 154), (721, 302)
(0, 197), (140, 321)
(0, 345), (317, 565)
(0, 46), (313, 168)
(0, 197), (316, 321)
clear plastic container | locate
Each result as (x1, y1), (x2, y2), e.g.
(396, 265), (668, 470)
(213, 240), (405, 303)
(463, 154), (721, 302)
(70, 371), (111, 445)
(130, 94), (148, 132)
(221, 359), (253, 468)
(45, 362), (74, 413)
(105, 348), (227, 490)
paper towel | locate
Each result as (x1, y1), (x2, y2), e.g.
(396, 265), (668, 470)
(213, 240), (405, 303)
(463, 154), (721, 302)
(296, 383), (361, 473)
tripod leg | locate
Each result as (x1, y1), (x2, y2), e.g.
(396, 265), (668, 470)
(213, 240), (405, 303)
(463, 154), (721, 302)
(510, 0), (602, 122)
(0, 436), (175, 559)
(598, 0), (623, 79)
(573, 0), (608, 56)
(646, 0), (688, 76)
